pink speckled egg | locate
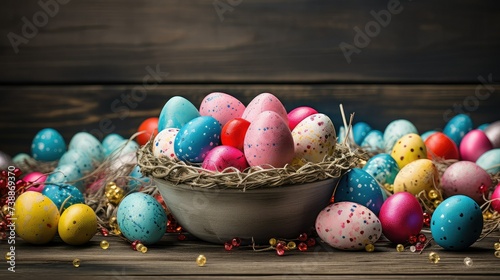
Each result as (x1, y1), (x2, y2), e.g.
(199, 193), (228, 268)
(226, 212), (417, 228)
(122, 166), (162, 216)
(23, 171), (47, 192)
(441, 161), (492, 204)
(242, 93), (288, 125)
(315, 202), (382, 251)
(287, 106), (318, 131)
(460, 129), (493, 161)
(291, 113), (336, 163)
(199, 92), (245, 126)
(153, 128), (179, 159)
(202, 145), (248, 172)
(243, 111), (294, 168)
(491, 183), (500, 212)
(378, 192), (423, 244)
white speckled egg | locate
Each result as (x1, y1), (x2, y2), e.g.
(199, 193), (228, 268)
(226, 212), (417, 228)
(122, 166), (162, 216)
(153, 128), (179, 159)
(316, 202), (382, 251)
(69, 132), (105, 163)
(199, 92), (245, 126)
(291, 113), (336, 163)
(360, 130), (384, 152)
(242, 93), (288, 125)
(31, 128), (66, 161)
(383, 119), (418, 153)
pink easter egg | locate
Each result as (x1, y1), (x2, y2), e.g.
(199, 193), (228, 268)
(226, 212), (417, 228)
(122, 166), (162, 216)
(199, 92), (245, 126)
(287, 106), (318, 131)
(242, 93), (289, 125)
(491, 183), (500, 212)
(23, 171), (47, 192)
(441, 161), (492, 204)
(460, 129), (493, 161)
(202, 145), (249, 172)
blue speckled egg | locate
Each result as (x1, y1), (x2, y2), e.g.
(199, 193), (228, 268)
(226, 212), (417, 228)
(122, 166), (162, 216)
(383, 119), (418, 153)
(59, 149), (94, 174)
(45, 164), (84, 191)
(363, 153), (400, 185)
(174, 116), (221, 163)
(443, 114), (473, 147)
(476, 148), (500, 174)
(109, 139), (139, 158)
(158, 96), (200, 132)
(117, 192), (167, 245)
(352, 122), (372, 145)
(31, 128), (66, 161)
(42, 184), (85, 211)
(431, 195), (483, 251)
(360, 130), (384, 152)
(69, 132), (105, 163)
(102, 133), (125, 156)
(128, 165), (150, 192)
(421, 130), (437, 142)
(337, 126), (346, 144)
(333, 168), (384, 215)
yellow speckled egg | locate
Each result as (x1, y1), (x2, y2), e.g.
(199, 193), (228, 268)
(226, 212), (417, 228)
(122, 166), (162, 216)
(391, 133), (427, 169)
(393, 159), (440, 195)
(291, 113), (336, 163)
(58, 204), (97, 245)
(14, 191), (60, 244)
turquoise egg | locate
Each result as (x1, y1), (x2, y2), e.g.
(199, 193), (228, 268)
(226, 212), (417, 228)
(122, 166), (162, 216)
(421, 130), (437, 142)
(45, 164), (84, 191)
(13, 153), (31, 166)
(117, 192), (167, 245)
(42, 184), (85, 211)
(431, 195), (482, 250)
(477, 123), (489, 131)
(383, 119), (418, 153)
(337, 126), (346, 144)
(58, 149), (94, 174)
(363, 153), (400, 185)
(109, 139), (139, 157)
(31, 128), (66, 161)
(443, 114), (473, 147)
(102, 133), (124, 156)
(69, 132), (105, 163)
(352, 122), (372, 145)
(174, 116), (221, 163)
(158, 96), (200, 132)
(128, 165), (150, 192)
(333, 168), (384, 215)
(360, 130), (384, 152)
(476, 148), (500, 174)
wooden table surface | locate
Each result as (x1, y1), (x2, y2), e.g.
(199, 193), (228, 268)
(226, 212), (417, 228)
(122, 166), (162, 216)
(3, 232), (500, 279)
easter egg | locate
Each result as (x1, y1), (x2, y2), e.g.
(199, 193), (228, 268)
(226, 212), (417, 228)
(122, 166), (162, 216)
(12, 153), (31, 166)
(333, 168), (385, 215)
(378, 192), (423, 244)
(352, 122), (372, 145)
(459, 129), (493, 162)
(242, 93), (288, 125)
(117, 192), (167, 245)
(153, 128), (179, 159)
(337, 126), (346, 144)
(69, 132), (105, 163)
(31, 128), (66, 161)
(287, 106), (318, 131)
(391, 133), (427, 169)
(424, 132), (459, 160)
(102, 133), (125, 156)
(243, 111), (294, 168)
(23, 171), (47, 192)
(221, 118), (251, 151)
(491, 183), (500, 212)
(14, 191), (60, 244)
(42, 184), (85, 211)
(484, 120), (500, 148)
(478, 123), (489, 131)
(174, 116), (221, 163)
(360, 130), (384, 153)
(137, 117), (159, 146)
(58, 204), (97, 245)
(383, 119), (418, 153)
(0, 151), (13, 170)
(199, 92), (245, 126)
(158, 96), (200, 132)
(441, 161), (491, 204)
(291, 113), (336, 163)
(431, 195), (483, 250)
(363, 153), (399, 185)
(59, 149), (94, 174)
(128, 165), (151, 191)
(45, 164), (84, 191)
(443, 114), (473, 147)
(476, 148), (500, 174)
(421, 130), (437, 142)
(393, 159), (439, 196)
(202, 145), (248, 172)
(109, 139), (139, 158)
(315, 202), (382, 251)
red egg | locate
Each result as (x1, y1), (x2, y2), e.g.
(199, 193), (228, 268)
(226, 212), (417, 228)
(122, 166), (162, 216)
(460, 129), (493, 161)
(287, 106), (318, 131)
(221, 118), (251, 151)
(137, 117), (159, 146)
(491, 183), (500, 212)
(424, 132), (459, 160)
(378, 192), (423, 244)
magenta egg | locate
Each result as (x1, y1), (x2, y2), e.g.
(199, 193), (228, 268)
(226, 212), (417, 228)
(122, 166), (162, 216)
(287, 106), (318, 131)
(460, 129), (493, 161)
(23, 171), (47, 192)
(441, 161), (492, 204)
(378, 192), (423, 244)
(491, 183), (500, 212)
(202, 145), (249, 172)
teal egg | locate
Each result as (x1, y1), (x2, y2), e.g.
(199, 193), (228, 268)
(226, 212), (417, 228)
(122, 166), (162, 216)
(337, 126), (346, 144)
(174, 116), (221, 163)
(102, 133), (125, 156)
(69, 132), (105, 163)
(45, 164), (84, 191)
(421, 130), (437, 142)
(158, 96), (200, 132)
(117, 193), (167, 245)
(383, 119), (418, 153)
(59, 149), (94, 174)
(42, 184), (85, 211)
(128, 165), (150, 192)
(352, 122), (372, 145)
(477, 123), (489, 131)
(360, 130), (384, 152)
(13, 153), (31, 166)
(31, 128), (66, 161)
(363, 153), (400, 185)
(476, 148), (500, 174)
(110, 139), (139, 157)
(443, 114), (473, 147)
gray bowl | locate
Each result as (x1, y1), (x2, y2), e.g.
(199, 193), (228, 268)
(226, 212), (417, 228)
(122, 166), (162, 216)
(154, 177), (338, 244)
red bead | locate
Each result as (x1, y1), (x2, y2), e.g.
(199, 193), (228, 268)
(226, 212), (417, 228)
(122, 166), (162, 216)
(224, 242), (233, 251)
(231, 237), (241, 247)
(479, 184), (488, 194)
(131, 240), (140, 250)
(276, 242), (286, 251)
(276, 248), (285, 256)
(0, 221), (6, 231)
(15, 179), (27, 190)
(418, 234), (427, 243)
(415, 242), (424, 251)
(298, 233), (308, 242)
(100, 228), (109, 237)
(306, 238), (316, 247)
(13, 168), (22, 178)
(298, 242), (308, 252)
(408, 235), (417, 245)
(0, 179), (6, 188)
(177, 234), (187, 241)
(1, 170), (7, 178)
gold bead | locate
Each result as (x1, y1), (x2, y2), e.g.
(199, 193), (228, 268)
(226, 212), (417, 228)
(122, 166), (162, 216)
(5, 252), (11, 261)
(428, 190), (439, 200)
(72, 259), (81, 268)
(105, 182), (125, 205)
(109, 216), (118, 229)
(464, 257), (473, 267)
(196, 255), (207, 267)
(383, 183), (394, 192)
(100, 240), (110, 250)
(136, 243), (144, 251)
(433, 200), (442, 208)
(140, 246), (148, 253)
(359, 160), (367, 167)
(269, 238), (277, 246)
(429, 252), (440, 264)
(111, 229), (121, 236)
(495, 251), (500, 258)
(365, 244), (375, 252)
(2, 205), (9, 216)
(396, 244), (405, 252)
(287, 241), (297, 250)
(494, 242), (500, 251)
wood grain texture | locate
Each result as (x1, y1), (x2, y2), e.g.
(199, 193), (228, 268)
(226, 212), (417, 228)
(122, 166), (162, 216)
(1, 0), (499, 83)
(1, 84), (499, 156)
